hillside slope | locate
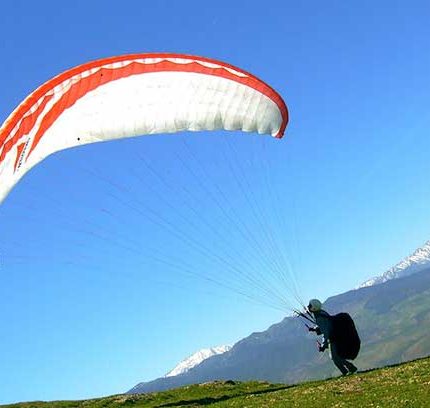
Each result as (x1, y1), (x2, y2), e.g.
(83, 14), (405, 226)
(4, 356), (430, 407)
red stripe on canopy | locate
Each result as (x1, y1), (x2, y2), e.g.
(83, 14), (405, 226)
(0, 54), (288, 167)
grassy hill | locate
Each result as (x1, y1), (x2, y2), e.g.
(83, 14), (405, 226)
(4, 356), (430, 407)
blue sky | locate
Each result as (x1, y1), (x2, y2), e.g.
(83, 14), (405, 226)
(1, 0), (430, 403)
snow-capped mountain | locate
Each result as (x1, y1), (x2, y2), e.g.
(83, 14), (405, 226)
(127, 345), (232, 394)
(360, 241), (430, 288)
(165, 346), (231, 377)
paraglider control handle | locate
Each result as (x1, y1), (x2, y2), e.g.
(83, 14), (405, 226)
(317, 340), (327, 352)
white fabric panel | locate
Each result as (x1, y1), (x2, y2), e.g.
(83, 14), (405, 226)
(0, 71), (282, 203)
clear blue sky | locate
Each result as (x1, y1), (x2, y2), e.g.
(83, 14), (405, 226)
(1, 0), (430, 403)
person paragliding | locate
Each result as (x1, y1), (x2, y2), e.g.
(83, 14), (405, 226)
(307, 299), (360, 376)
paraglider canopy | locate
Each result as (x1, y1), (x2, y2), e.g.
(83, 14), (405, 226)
(0, 53), (288, 204)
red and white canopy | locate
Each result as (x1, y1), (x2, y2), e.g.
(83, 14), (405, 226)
(0, 53), (288, 204)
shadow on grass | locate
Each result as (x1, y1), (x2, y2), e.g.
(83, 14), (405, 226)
(156, 385), (291, 407)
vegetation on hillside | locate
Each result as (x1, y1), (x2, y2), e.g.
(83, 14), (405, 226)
(3, 356), (430, 407)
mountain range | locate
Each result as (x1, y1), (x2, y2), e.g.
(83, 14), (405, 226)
(359, 240), (430, 287)
(128, 240), (430, 394)
(163, 346), (232, 378)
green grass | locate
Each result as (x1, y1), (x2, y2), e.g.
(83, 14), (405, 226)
(3, 356), (430, 408)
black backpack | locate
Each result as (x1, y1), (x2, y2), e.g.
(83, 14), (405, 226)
(329, 313), (361, 360)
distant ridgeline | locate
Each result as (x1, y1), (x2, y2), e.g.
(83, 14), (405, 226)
(360, 241), (430, 287)
(128, 266), (430, 393)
